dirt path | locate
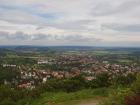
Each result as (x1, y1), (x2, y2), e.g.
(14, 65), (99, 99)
(77, 96), (106, 105)
(49, 97), (103, 105)
(75, 99), (99, 105)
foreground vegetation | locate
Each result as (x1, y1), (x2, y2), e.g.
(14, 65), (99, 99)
(0, 72), (139, 105)
(32, 88), (109, 105)
(100, 74), (140, 105)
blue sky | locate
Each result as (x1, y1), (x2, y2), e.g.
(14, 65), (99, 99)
(0, 0), (140, 47)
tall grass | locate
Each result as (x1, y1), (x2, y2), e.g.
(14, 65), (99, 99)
(31, 88), (109, 105)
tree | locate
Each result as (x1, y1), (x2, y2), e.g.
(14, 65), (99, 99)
(90, 72), (110, 88)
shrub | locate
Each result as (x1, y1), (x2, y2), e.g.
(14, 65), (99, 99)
(125, 95), (140, 105)
(131, 73), (140, 94)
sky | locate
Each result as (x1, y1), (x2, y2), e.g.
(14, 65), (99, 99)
(0, 0), (140, 47)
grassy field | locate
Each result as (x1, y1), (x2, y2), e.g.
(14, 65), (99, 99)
(31, 88), (110, 105)
(91, 51), (130, 55)
(117, 59), (132, 63)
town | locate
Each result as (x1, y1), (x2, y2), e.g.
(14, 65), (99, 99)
(2, 52), (140, 89)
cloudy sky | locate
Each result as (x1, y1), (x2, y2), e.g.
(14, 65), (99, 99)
(0, 0), (140, 47)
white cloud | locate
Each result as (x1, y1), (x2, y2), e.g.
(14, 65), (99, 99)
(0, 0), (140, 46)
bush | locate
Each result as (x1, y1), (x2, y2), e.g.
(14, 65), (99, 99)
(100, 88), (130, 105)
(131, 73), (140, 94)
(39, 76), (86, 92)
(113, 73), (136, 86)
(0, 98), (16, 105)
(124, 73), (140, 105)
(125, 95), (140, 105)
(89, 72), (110, 88)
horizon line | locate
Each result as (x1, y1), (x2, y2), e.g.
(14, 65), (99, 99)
(0, 45), (140, 48)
